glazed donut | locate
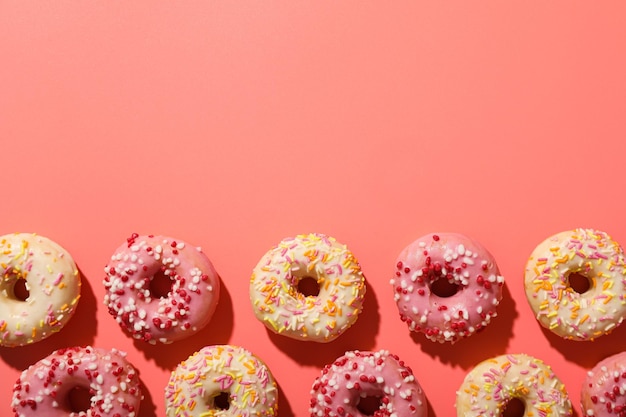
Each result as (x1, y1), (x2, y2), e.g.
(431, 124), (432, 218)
(456, 353), (572, 417)
(524, 228), (626, 341)
(165, 344), (278, 417)
(249, 233), (367, 342)
(11, 345), (142, 417)
(309, 350), (427, 417)
(581, 352), (626, 417)
(0, 233), (81, 347)
(390, 233), (504, 343)
(103, 233), (220, 344)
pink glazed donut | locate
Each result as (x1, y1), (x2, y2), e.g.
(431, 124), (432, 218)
(581, 352), (626, 417)
(103, 233), (220, 344)
(390, 233), (504, 343)
(11, 346), (142, 417)
(309, 350), (428, 417)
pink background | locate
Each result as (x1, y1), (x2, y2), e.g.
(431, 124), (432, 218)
(2, 1), (626, 416)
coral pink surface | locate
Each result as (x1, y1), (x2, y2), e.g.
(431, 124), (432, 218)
(2, 2), (626, 416)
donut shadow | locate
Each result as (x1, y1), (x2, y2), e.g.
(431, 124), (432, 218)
(137, 372), (158, 417)
(0, 267), (98, 370)
(276, 377), (296, 417)
(540, 316), (626, 369)
(412, 282), (518, 370)
(426, 397), (438, 417)
(267, 278), (380, 367)
(343, 276), (380, 350)
(133, 274), (235, 370)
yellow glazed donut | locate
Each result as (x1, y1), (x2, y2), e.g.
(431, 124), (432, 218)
(524, 228), (626, 341)
(0, 233), (81, 347)
(456, 353), (573, 417)
(249, 233), (366, 342)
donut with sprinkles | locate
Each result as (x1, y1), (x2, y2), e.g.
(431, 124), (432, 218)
(165, 344), (278, 417)
(581, 351), (626, 417)
(0, 233), (81, 347)
(249, 233), (366, 342)
(524, 228), (626, 341)
(390, 233), (504, 343)
(309, 350), (428, 417)
(103, 233), (220, 344)
(11, 346), (143, 417)
(456, 353), (573, 417)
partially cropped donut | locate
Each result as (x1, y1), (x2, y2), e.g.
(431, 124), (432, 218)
(390, 233), (504, 343)
(310, 350), (427, 417)
(12, 345), (142, 417)
(0, 233), (81, 347)
(165, 344), (278, 417)
(103, 233), (220, 344)
(524, 228), (626, 341)
(456, 353), (572, 417)
(581, 351), (626, 416)
(249, 233), (367, 342)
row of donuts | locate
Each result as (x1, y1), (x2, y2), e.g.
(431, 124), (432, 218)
(2, 228), (626, 349)
(11, 343), (626, 416)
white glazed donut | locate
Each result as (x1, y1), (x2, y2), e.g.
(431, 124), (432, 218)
(390, 233), (504, 343)
(12, 345), (143, 417)
(249, 233), (367, 342)
(456, 353), (573, 417)
(524, 228), (626, 340)
(165, 345), (278, 417)
(0, 233), (81, 347)
(103, 233), (220, 344)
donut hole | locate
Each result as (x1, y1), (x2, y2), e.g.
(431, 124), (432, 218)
(11, 278), (30, 301)
(502, 397), (525, 417)
(150, 270), (174, 299)
(430, 277), (460, 298)
(297, 276), (320, 297)
(567, 272), (591, 294)
(213, 392), (230, 410)
(356, 395), (382, 415)
(66, 386), (92, 413)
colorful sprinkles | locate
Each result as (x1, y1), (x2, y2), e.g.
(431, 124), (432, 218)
(309, 350), (427, 417)
(0, 233), (81, 347)
(390, 233), (504, 343)
(524, 229), (626, 341)
(249, 233), (366, 342)
(103, 234), (220, 344)
(11, 345), (143, 417)
(165, 344), (278, 417)
(456, 353), (573, 417)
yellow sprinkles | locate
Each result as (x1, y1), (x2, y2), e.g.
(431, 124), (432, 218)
(249, 233), (366, 342)
(456, 354), (572, 417)
(0, 233), (81, 347)
(165, 345), (278, 417)
(524, 229), (626, 341)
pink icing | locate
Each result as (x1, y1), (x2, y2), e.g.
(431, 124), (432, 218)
(581, 352), (626, 416)
(390, 233), (504, 343)
(11, 346), (142, 417)
(309, 350), (427, 417)
(103, 234), (220, 344)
